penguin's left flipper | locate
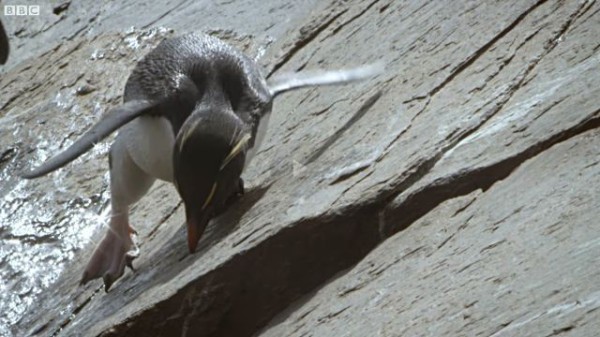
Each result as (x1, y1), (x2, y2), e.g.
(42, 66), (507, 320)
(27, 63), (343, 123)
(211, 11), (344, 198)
(20, 100), (157, 179)
(267, 62), (384, 98)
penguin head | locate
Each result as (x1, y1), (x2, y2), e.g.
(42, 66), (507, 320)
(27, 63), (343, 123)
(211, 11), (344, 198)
(173, 108), (250, 253)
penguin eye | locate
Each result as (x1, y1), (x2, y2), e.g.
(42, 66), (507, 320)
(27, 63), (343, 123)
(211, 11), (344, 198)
(221, 70), (244, 112)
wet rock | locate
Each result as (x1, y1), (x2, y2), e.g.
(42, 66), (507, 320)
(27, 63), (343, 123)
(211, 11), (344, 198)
(0, 0), (598, 336)
(0, 27), (176, 337)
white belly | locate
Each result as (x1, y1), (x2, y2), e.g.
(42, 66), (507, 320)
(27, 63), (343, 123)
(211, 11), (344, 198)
(119, 116), (175, 182)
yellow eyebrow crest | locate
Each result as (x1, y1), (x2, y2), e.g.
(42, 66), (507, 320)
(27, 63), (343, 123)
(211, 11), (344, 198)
(201, 182), (218, 210)
(220, 133), (251, 171)
(179, 117), (203, 153)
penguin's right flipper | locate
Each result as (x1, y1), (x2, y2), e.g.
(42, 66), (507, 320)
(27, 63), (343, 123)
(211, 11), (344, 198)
(0, 19), (9, 65)
(21, 100), (157, 179)
(267, 63), (384, 98)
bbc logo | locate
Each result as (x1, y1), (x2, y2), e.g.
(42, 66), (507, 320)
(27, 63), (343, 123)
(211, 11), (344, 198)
(4, 5), (40, 16)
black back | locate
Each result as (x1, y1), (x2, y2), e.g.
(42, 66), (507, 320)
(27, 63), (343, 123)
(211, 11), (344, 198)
(124, 33), (272, 141)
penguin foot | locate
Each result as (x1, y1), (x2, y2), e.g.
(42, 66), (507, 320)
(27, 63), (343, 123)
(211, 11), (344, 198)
(214, 178), (244, 216)
(80, 223), (139, 292)
(236, 178), (245, 195)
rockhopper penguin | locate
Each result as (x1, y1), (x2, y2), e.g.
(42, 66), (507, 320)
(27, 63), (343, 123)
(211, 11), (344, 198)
(21, 33), (381, 291)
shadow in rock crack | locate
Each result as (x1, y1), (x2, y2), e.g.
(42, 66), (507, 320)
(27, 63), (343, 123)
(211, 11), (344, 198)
(382, 113), (600, 237)
(105, 204), (382, 337)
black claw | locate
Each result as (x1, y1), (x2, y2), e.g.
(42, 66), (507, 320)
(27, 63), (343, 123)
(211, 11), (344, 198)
(125, 256), (136, 272)
(103, 275), (113, 293)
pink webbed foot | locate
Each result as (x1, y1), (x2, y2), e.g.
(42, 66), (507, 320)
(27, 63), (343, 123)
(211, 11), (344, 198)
(80, 221), (139, 292)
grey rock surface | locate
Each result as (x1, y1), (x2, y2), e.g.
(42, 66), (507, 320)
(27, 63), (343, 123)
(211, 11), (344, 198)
(0, 0), (598, 336)
(260, 129), (600, 337)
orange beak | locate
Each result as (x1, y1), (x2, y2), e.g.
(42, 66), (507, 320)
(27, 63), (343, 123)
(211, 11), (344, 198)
(187, 219), (199, 253)
(186, 212), (211, 254)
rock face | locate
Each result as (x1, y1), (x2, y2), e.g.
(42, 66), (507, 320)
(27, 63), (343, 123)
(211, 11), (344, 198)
(0, 0), (598, 336)
(260, 130), (600, 337)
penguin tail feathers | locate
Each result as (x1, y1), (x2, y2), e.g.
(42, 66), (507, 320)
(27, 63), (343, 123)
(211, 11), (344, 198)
(267, 62), (384, 97)
(20, 99), (157, 179)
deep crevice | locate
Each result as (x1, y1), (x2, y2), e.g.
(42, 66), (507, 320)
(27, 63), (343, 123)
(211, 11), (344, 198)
(382, 112), (600, 236)
(101, 204), (382, 337)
